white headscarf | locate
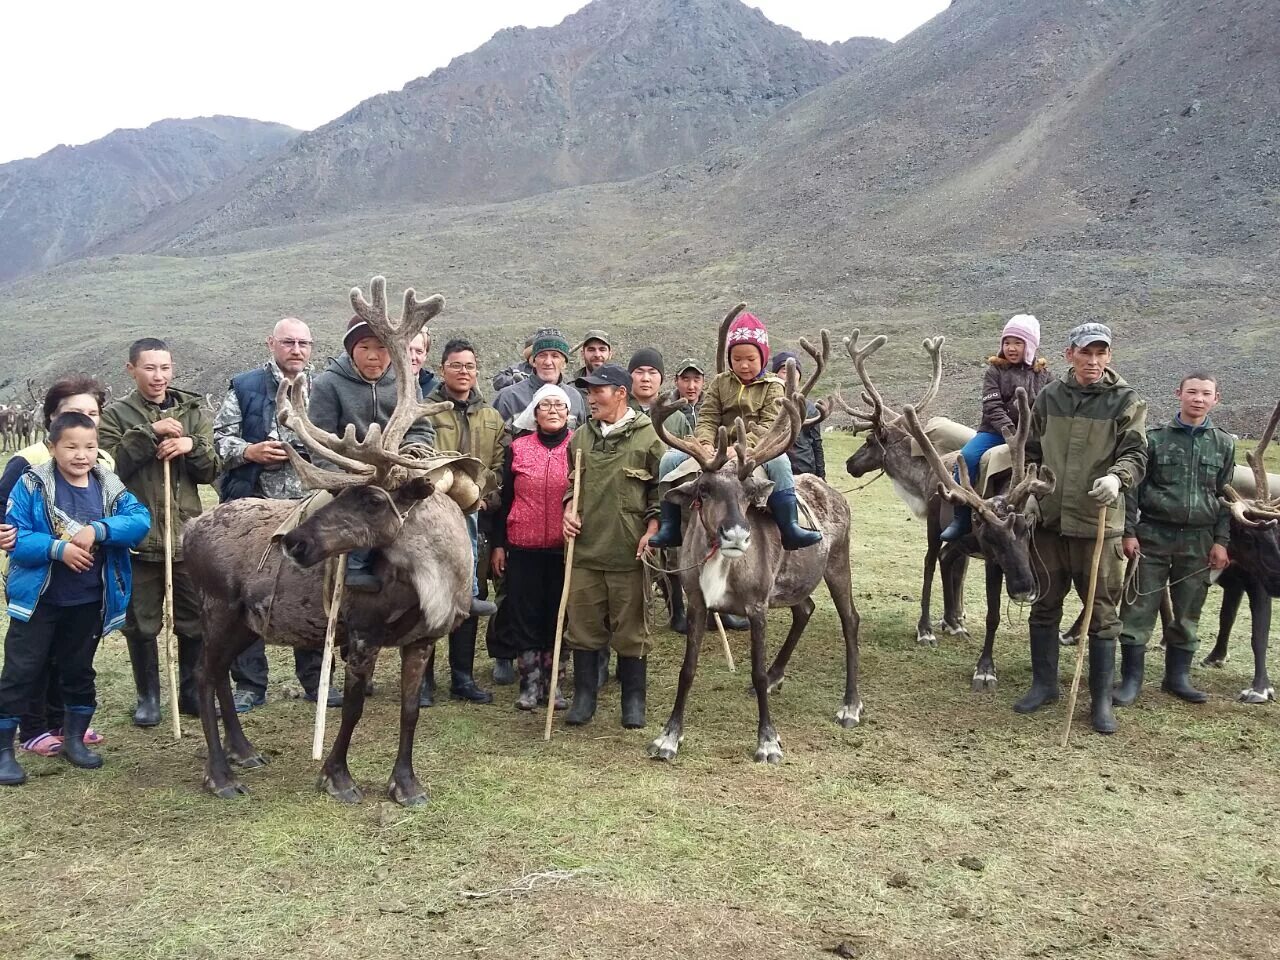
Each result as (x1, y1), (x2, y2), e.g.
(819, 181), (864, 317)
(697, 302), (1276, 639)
(513, 383), (574, 433)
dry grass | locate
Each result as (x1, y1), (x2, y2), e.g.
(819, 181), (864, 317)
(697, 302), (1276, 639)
(2, 433), (1278, 960)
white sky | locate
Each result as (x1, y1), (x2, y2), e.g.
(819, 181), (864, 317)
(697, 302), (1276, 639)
(0, 0), (948, 164)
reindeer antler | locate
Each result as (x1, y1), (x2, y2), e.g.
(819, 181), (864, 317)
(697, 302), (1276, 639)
(901, 403), (992, 517)
(715, 303), (747, 375)
(1247, 400), (1280, 502)
(797, 331), (830, 399)
(736, 394), (805, 481)
(651, 391), (731, 473)
(840, 331), (945, 432)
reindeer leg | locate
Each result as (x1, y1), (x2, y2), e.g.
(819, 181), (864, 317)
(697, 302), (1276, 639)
(938, 545), (970, 638)
(1061, 609), (1086, 647)
(649, 588), (705, 761)
(1239, 580), (1275, 703)
(387, 640), (432, 807)
(918, 509), (941, 645)
(824, 541), (863, 728)
(201, 642), (246, 800)
(220, 634), (267, 769)
(973, 562), (1002, 693)
(755, 597), (813, 695)
(318, 642), (376, 804)
(749, 607), (783, 764)
(1202, 578), (1242, 667)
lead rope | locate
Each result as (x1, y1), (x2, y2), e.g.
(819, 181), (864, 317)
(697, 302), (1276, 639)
(1121, 552), (1212, 605)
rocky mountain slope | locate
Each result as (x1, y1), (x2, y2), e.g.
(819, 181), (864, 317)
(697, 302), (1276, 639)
(0, 117), (298, 282)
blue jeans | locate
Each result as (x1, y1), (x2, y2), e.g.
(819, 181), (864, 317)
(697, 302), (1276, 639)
(956, 430), (1005, 487)
(658, 449), (795, 491)
(467, 511), (480, 598)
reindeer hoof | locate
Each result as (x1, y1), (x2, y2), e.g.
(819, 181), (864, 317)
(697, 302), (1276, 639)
(648, 730), (683, 761)
(971, 672), (998, 693)
(1201, 654), (1227, 668)
(318, 775), (364, 804)
(388, 784), (430, 808)
(232, 753), (268, 769)
(939, 621), (969, 639)
(1059, 632), (1078, 647)
(205, 778), (249, 800)
(754, 738), (784, 764)
(917, 628), (938, 647)
(1238, 687), (1276, 704)
(747, 675), (784, 696)
(835, 702), (863, 728)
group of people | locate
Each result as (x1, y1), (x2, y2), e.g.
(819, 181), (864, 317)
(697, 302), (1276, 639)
(0, 301), (1253, 787)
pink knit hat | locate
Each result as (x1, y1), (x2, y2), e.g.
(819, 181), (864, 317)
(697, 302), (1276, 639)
(725, 311), (770, 370)
(1001, 314), (1040, 363)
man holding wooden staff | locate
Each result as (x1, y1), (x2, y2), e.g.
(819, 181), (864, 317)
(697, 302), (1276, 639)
(1016, 322), (1148, 735)
(561, 363), (664, 729)
(99, 338), (220, 725)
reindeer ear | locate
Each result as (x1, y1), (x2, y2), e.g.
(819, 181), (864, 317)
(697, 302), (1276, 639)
(743, 476), (774, 507)
(399, 476), (435, 501)
(665, 484), (697, 507)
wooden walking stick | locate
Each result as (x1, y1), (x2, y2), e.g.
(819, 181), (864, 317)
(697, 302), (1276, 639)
(1061, 504), (1111, 747)
(312, 554), (347, 760)
(544, 448), (583, 741)
(162, 460), (181, 741)
(712, 613), (736, 673)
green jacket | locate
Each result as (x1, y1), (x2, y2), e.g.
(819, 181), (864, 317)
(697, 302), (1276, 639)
(98, 387), (220, 562)
(566, 411), (664, 572)
(693, 371), (784, 448)
(427, 384), (506, 503)
(1026, 368), (1148, 539)
(1124, 416), (1234, 545)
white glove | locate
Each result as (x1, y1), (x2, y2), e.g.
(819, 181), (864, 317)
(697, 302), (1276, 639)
(1089, 474), (1122, 506)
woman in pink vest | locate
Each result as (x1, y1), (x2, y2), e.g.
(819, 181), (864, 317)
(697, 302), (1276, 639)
(490, 384), (574, 710)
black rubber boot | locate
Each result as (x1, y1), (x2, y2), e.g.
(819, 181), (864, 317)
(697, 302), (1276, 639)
(177, 634), (203, 717)
(0, 723), (26, 786)
(515, 651), (541, 711)
(126, 635), (161, 727)
(647, 500), (683, 550)
(61, 709), (105, 769)
(469, 597), (498, 617)
(447, 618), (493, 703)
(618, 656), (647, 729)
(1089, 638), (1118, 734)
(939, 506), (973, 542)
(492, 659), (516, 686)
(1162, 646), (1209, 703)
(668, 578), (688, 634)
(710, 612), (750, 631)
(565, 650), (601, 726)
(767, 489), (823, 550)
(1013, 625), (1060, 714)
(1112, 644), (1145, 706)
(418, 650), (436, 708)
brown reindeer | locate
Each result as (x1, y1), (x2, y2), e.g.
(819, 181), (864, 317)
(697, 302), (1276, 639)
(183, 277), (477, 806)
(647, 336), (862, 764)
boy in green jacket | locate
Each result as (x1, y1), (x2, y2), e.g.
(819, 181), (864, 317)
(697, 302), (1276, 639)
(1114, 372), (1234, 706)
(98, 338), (221, 725)
(1016, 323), (1148, 734)
(561, 364), (665, 729)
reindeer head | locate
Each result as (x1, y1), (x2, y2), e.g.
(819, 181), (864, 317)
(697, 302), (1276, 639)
(834, 331), (944, 477)
(903, 390), (1056, 601)
(1222, 400), (1280, 593)
(656, 330), (828, 559)
(278, 276), (451, 569)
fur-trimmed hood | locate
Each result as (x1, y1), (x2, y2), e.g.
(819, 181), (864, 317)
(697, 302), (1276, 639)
(987, 356), (1049, 372)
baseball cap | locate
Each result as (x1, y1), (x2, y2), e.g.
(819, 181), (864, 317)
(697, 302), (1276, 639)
(1066, 322), (1112, 348)
(675, 357), (705, 375)
(575, 363), (631, 389)
(581, 329), (612, 348)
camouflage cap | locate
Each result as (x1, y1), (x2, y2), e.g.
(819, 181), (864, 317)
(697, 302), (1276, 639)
(581, 329), (612, 348)
(1066, 322), (1113, 348)
(675, 357), (705, 375)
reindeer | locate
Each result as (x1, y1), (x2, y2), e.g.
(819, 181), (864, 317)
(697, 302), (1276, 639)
(647, 335), (862, 764)
(183, 277), (478, 806)
(896, 392), (1056, 690)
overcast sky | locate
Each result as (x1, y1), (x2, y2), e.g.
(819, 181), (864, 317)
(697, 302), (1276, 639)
(1, 0), (948, 164)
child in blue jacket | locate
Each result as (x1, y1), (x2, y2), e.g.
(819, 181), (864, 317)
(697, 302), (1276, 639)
(0, 412), (151, 785)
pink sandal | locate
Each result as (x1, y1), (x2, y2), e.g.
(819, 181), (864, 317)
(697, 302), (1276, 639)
(50, 726), (105, 746)
(19, 732), (63, 757)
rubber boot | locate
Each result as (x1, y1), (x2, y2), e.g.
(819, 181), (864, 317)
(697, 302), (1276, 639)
(668, 578), (688, 635)
(1112, 644), (1145, 706)
(469, 597), (498, 617)
(1162, 646), (1209, 703)
(60, 708), (105, 769)
(647, 500), (683, 550)
(541, 652), (568, 710)
(939, 505), (973, 542)
(418, 649), (436, 708)
(0, 722), (26, 786)
(492, 659), (516, 686)
(564, 650), (601, 726)
(597, 648), (612, 688)
(125, 635), (161, 727)
(767, 489), (823, 550)
(1089, 638), (1118, 734)
(344, 549), (381, 593)
(515, 651), (541, 711)
(1013, 625), (1060, 714)
(447, 618), (493, 703)
(711, 612), (750, 631)
(177, 634), (203, 717)
(618, 656), (647, 729)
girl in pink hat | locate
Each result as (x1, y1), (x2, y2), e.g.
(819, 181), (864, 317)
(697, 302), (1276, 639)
(940, 314), (1052, 541)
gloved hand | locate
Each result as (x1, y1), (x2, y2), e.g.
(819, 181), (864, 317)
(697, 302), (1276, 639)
(1089, 474), (1122, 506)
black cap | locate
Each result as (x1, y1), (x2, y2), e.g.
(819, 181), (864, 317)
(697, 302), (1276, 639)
(575, 363), (631, 390)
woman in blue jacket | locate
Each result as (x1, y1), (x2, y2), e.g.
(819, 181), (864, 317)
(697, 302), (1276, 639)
(0, 413), (151, 786)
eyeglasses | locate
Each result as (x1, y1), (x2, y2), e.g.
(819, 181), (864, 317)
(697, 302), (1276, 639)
(276, 339), (313, 350)
(536, 401), (569, 412)
(444, 362), (478, 373)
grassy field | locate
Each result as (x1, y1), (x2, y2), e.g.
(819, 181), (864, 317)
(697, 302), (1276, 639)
(1, 432), (1278, 960)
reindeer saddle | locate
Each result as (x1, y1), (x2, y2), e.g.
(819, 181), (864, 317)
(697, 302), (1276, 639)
(1231, 464), (1280, 499)
(908, 417), (975, 459)
(660, 457), (820, 531)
